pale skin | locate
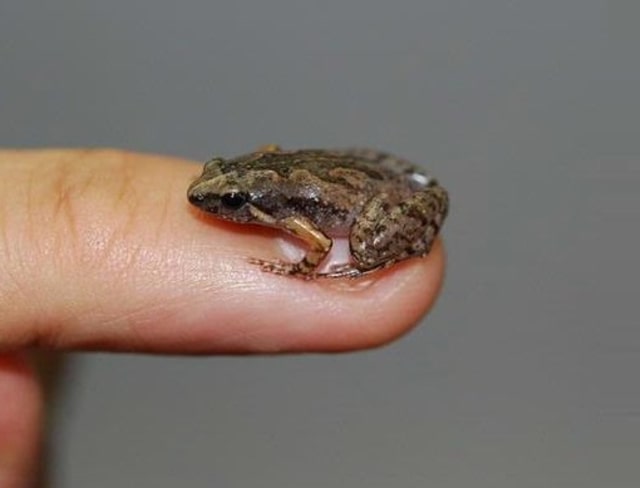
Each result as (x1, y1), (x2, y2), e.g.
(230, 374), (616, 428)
(0, 149), (446, 487)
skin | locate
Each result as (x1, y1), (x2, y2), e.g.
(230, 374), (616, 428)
(0, 148), (446, 487)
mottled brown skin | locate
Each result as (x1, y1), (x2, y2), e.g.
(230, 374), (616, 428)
(187, 146), (449, 279)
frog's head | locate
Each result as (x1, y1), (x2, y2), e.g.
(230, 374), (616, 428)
(187, 157), (285, 226)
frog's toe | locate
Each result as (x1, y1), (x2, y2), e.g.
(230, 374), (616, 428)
(248, 257), (318, 279)
(248, 257), (292, 275)
(321, 264), (366, 279)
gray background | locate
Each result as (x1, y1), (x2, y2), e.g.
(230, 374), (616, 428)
(2, 1), (639, 486)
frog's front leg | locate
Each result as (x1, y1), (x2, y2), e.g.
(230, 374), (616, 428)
(330, 186), (448, 278)
(249, 215), (333, 278)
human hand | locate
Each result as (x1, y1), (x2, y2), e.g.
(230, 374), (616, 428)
(0, 149), (445, 486)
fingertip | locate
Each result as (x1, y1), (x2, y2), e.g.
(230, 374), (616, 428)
(178, 239), (447, 354)
(298, 239), (447, 351)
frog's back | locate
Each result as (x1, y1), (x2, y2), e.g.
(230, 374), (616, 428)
(219, 149), (427, 234)
(229, 148), (434, 189)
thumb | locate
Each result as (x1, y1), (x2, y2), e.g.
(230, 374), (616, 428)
(0, 354), (42, 488)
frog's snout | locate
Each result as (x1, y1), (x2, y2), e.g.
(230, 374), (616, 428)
(187, 182), (211, 210)
(188, 189), (205, 205)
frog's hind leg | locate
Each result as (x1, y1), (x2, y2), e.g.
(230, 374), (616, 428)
(348, 186), (449, 273)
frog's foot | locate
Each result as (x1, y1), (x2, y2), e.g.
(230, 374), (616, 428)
(248, 257), (319, 280)
(321, 260), (398, 279)
(320, 263), (370, 279)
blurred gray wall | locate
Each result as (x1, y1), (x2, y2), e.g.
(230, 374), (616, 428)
(2, 1), (639, 486)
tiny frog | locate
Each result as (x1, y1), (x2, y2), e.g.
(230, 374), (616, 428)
(187, 145), (449, 279)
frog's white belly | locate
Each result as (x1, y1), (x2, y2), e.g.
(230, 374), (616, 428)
(276, 235), (352, 271)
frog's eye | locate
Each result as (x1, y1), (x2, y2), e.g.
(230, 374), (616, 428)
(220, 191), (248, 209)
